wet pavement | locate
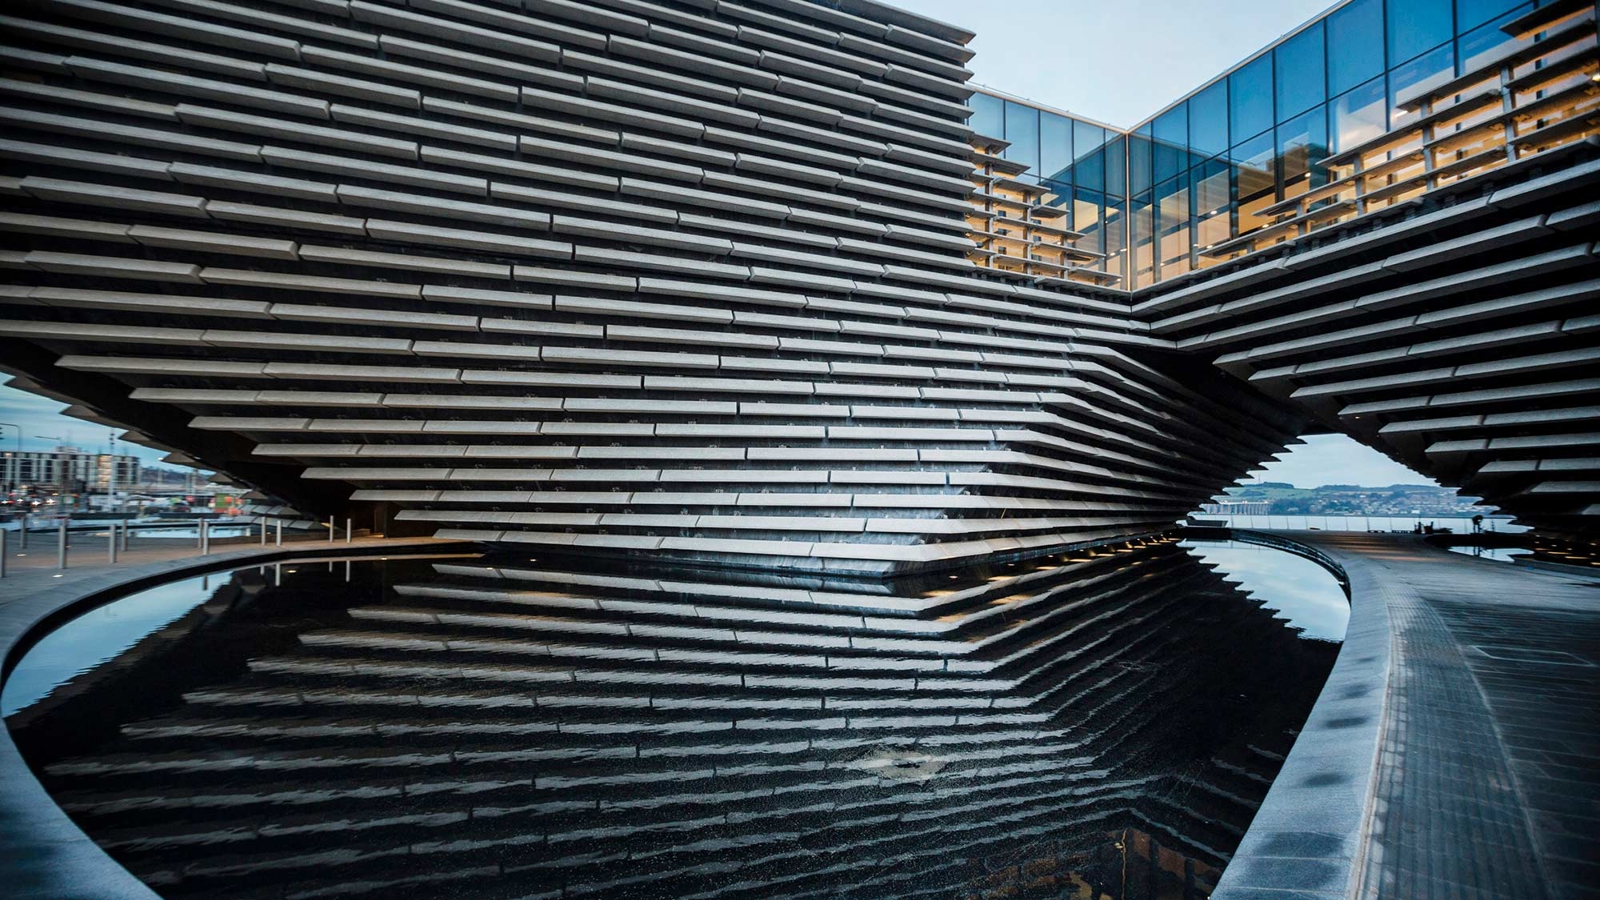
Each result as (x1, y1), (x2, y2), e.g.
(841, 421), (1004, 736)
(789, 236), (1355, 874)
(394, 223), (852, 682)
(1222, 533), (1600, 900)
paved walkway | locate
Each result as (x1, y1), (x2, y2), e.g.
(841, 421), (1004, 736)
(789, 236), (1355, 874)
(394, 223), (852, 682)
(1218, 533), (1599, 900)
(0, 529), (377, 607)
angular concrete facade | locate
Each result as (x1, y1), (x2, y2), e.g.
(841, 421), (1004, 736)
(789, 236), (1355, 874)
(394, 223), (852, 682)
(0, 0), (1304, 573)
(0, 0), (1595, 568)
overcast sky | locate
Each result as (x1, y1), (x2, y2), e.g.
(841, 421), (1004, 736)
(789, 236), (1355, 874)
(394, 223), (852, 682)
(0, 0), (1436, 491)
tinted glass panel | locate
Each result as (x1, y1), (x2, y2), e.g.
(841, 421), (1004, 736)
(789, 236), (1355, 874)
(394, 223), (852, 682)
(1074, 189), (1106, 255)
(968, 91), (1003, 138)
(1456, 0), (1526, 31)
(1327, 0), (1385, 95)
(1331, 76), (1388, 152)
(1278, 105), (1329, 198)
(1388, 0), (1452, 65)
(1152, 105), (1187, 150)
(1076, 147), (1106, 193)
(1074, 119), (1107, 160)
(1104, 199), (1127, 279)
(1275, 21), (1326, 120)
(1232, 130), (1277, 233)
(1105, 135), (1127, 200)
(1003, 101), (1039, 169)
(1189, 80), (1229, 157)
(1390, 42), (1455, 126)
(1153, 106), (1187, 183)
(1129, 132), (1153, 196)
(1229, 53), (1274, 144)
(1194, 156), (1232, 250)
(1039, 112), (1074, 181)
(1457, 4), (1533, 74)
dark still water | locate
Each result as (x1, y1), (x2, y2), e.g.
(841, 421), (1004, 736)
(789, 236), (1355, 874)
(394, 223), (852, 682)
(4, 539), (1344, 900)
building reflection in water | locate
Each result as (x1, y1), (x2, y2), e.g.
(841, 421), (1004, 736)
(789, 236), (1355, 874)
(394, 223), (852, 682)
(6, 538), (1342, 899)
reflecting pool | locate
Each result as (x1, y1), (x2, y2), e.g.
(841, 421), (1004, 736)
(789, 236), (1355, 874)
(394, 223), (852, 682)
(5, 539), (1344, 899)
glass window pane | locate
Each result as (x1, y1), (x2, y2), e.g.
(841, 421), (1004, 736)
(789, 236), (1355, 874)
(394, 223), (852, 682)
(1195, 157), (1232, 251)
(1105, 135), (1127, 200)
(1278, 105), (1329, 199)
(1331, 76), (1388, 152)
(1457, 4), (1533, 74)
(1390, 43), (1455, 127)
(1388, 0), (1452, 65)
(1232, 131), (1277, 234)
(1327, 0), (1385, 96)
(1039, 112), (1074, 182)
(968, 91), (1003, 138)
(1189, 80), (1229, 157)
(1129, 133), (1153, 196)
(1074, 189), (1106, 257)
(1153, 105), (1187, 151)
(1155, 176), (1192, 278)
(1103, 199), (1128, 281)
(1003, 101), (1039, 170)
(1457, 0), (1527, 31)
(1075, 147), (1105, 194)
(1275, 21), (1326, 120)
(1074, 120), (1106, 159)
(1229, 53), (1274, 145)
(1153, 107), (1186, 184)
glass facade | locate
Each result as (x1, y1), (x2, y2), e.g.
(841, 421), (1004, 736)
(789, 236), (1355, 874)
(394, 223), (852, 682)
(969, 0), (1595, 288)
(967, 91), (1120, 280)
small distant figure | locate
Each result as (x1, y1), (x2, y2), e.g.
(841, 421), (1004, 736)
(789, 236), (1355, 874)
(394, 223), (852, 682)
(1472, 514), (1484, 534)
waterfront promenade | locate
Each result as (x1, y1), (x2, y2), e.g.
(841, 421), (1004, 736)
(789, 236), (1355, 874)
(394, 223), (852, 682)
(1219, 532), (1600, 900)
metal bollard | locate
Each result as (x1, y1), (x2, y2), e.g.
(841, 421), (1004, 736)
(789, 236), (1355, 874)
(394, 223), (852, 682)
(346, 517), (352, 544)
(200, 519), (209, 556)
(275, 520), (282, 547)
(108, 521), (117, 564)
(1, 528), (7, 578)
(328, 516), (335, 543)
(18, 513), (26, 550)
(121, 522), (129, 552)
(57, 518), (67, 570)
(197, 520), (204, 550)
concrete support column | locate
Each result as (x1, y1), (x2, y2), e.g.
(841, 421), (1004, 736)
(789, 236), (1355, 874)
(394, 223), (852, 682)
(57, 519), (67, 570)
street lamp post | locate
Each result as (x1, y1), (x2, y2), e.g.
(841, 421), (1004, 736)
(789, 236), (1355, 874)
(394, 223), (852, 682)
(34, 436), (63, 515)
(106, 430), (117, 517)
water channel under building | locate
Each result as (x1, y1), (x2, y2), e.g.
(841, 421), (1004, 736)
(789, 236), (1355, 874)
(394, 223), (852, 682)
(4, 538), (1347, 900)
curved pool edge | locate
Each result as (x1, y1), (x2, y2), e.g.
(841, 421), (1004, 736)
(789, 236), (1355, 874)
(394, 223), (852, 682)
(0, 538), (475, 900)
(1212, 530), (1390, 900)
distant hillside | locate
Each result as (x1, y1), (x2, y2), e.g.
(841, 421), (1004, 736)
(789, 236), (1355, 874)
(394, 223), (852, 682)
(1212, 483), (1497, 518)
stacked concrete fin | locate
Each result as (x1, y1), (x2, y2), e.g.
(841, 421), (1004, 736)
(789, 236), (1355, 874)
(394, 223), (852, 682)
(1138, 141), (1600, 536)
(0, 0), (1298, 572)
